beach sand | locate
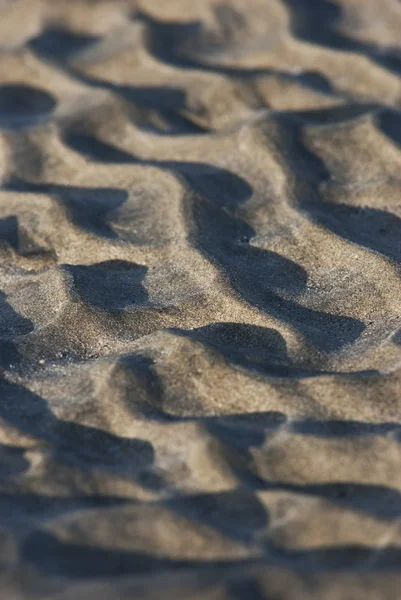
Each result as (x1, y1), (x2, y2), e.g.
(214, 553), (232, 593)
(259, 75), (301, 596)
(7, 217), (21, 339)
(0, 0), (401, 598)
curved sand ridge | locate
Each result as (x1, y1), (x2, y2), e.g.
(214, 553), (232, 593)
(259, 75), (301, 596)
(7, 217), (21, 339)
(1, 1), (401, 598)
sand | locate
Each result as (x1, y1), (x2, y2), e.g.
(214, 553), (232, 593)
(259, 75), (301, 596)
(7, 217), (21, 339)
(0, 0), (401, 598)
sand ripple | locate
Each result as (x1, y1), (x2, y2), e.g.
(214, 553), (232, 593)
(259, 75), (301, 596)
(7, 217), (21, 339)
(0, 1), (401, 598)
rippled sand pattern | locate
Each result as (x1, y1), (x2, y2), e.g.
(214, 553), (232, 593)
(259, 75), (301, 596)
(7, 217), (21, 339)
(1, 0), (401, 598)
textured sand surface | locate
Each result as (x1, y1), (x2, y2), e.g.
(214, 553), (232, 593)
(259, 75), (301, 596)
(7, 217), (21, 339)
(1, 0), (401, 598)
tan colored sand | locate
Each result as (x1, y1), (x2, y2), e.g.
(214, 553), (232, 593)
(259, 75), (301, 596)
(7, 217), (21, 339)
(0, 0), (401, 598)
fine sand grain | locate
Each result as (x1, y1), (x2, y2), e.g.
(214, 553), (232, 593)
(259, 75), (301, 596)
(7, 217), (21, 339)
(0, 1), (401, 598)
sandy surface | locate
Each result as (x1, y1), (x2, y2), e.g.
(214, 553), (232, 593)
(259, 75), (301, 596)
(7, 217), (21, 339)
(0, 0), (401, 598)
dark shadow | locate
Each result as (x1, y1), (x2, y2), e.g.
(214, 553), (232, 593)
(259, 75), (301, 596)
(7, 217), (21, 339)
(0, 378), (162, 490)
(0, 290), (33, 368)
(307, 203), (401, 264)
(0, 215), (56, 261)
(264, 481), (401, 522)
(119, 86), (188, 111)
(0, 443), (30, 478)
(29, 27), (100, 61)
(119, 353), (166, 419)
(377, 108), (401, 149)
(297, 70), (336, 95)
(134, 11), (212, 71)
(283, 0), (401, 77)
(148, 410), (288, 431)
(175, 323), (304, 377)
(166, 489), (268, 545)
(228, 576), (267, 600)
(267, 541), (401, 570)
(63, 260), (149, 310)
(6, 181), (128, 239)
(148, 409), (287, 431)
(63, 132), (138, 163)
(282, 0), (342, 48)
(263, 115), (332, 186)
(0, 216), (18, 249)
(23, 530), (247, 578)
(170, 161), (253, 208)
(0, 85), (57, 128)
(0, 490), (130, 529)
(115, 85), (209, 134)
(200, 411), (401, 446)
(293, 419), (401, 438)
(22, 530), (401, 579)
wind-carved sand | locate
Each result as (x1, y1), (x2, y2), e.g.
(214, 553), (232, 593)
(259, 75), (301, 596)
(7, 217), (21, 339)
(0, 1), (401, 598)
